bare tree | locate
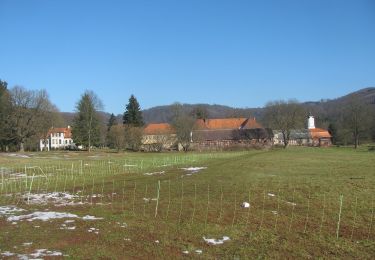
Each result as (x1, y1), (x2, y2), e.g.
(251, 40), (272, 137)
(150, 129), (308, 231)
(107, 124), (126, 151)
(264, 100), (305, 148)
(124, 125), (143, 151)
(344, 95), (371, 149)
(9, 86), (58, 152)
(171, 103), (196, 151)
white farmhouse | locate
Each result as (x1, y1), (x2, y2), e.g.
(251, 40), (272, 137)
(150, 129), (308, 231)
(40, 126), (75, 151)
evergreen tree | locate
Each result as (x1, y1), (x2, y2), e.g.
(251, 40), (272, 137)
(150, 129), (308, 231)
(123, 95), (144, 126)
(107, 113), (117, 131)
(106, 113), (118, 148)
(72, 91), (103, 152)
(328, 122), (338, 145)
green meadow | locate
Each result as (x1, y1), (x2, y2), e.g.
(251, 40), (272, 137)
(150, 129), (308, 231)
(0, 147), (374, 259)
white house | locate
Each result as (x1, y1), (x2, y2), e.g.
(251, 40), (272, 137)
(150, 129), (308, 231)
(40, 126), (75, 151)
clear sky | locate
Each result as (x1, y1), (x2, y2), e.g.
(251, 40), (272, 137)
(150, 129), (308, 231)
(1, 0), (374, 114)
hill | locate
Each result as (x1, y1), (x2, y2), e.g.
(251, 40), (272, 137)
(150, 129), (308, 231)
(60, 87), (375, 125)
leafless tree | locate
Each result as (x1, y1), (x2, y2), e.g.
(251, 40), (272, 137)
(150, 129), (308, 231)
(9, 86), (58, 152)
(264, 99), (305, 148)
(171, 103), (195, 151)
(124, 125), (143, 151)
(107, 124), (126, 151)
(344, 95), (371, 149)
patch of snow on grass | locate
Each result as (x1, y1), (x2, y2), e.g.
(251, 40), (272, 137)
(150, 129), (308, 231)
(195, 249), (203, 254)
(241, 202), (250, 208)
(7, 211), (79, 222)
(88, 227), (99, 234)
(181, 167), (207, 173)
(82, 215), (103, 220)
(7, 211), (103, 222)
(182, 250), (189, 254)
(1, 249), (64, 259)
(286, 201), (297, 206)
(30, 249), (63, 258)
(1, 251), (15, 257)
(23, 192), (80, 206)
(203, 236), (230, 245)
(0, 206), (26, 216)
(143, 171), (165, 176)
(267, 193), (276, 197)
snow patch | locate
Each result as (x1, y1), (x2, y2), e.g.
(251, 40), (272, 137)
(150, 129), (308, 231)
(7, 211), (79, 222)
(267, 193), (276, 197)
(0, 206), (26, 216)
(82, 215), (104, 220)
(195, 249), (203, 254)
(6, 211), (103, 222)
(241, 202), (250, 208)
(203, 236), (230, 245)
(181, 167), (207, 173)
(23, 192), (80, 205)
(143, 171), (165, 176)
(88, 227), (99, 234)
(1, 249), (64, 259)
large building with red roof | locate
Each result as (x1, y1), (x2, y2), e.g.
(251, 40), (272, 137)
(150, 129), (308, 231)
(142, 117), (273, 151)
(273, 116), (332, 147)
(39, 126), (75, 151)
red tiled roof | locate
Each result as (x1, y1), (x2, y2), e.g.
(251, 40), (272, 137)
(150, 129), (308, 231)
(143, 123), (175, 135)
(241, 118), (263, 129)
(195, 118), (262, 130)
(309, 128), (332, 139)
(48, 127), (72, 138)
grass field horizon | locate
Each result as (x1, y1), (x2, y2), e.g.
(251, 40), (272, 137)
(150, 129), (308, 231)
(0, 147), (374, 259)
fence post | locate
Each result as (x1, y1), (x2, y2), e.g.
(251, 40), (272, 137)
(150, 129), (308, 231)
(154, 180), (161, 218)
(336, 194), (344, 239)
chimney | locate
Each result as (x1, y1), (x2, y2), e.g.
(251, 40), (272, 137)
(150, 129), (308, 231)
(307, 116), (315, 129)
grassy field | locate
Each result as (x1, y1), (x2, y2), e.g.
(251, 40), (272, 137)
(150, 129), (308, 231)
(0, 147), (374, 259)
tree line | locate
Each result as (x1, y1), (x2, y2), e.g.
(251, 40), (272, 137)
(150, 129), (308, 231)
(1, 78), (373, 152)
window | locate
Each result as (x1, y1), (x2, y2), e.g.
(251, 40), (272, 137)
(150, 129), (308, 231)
(59, 140), (62, 144)
(65, 140), (67, 144)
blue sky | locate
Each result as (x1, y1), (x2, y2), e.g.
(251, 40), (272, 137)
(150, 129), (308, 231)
(1, 0), (374, 114)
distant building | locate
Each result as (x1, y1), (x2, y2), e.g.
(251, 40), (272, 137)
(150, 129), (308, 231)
(273, 116), (332, 147)
(141, 118), (273, 151)
(191, 118), (273, 150)
(40, 126), (75, 151)
(142, 123), (177, 151)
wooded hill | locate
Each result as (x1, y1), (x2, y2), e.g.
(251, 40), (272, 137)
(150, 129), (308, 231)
(61, 87), (375, 127)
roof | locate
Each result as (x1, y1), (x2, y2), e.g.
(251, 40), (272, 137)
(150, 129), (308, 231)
(143, 123), (175, 135)
(47, 127), (72, 138)
(195, 118), (262, 130)
(309, 128), (332, 139)
(241, 118), (263, 129)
